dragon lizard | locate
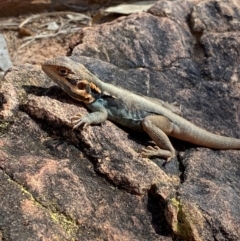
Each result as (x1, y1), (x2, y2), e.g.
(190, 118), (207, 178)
(42, 56), (240, 161)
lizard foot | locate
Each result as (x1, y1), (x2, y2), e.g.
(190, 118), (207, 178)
(141, 146), (174, 162)
(70, 113), (82, 122)
(70, 113), (90, 129)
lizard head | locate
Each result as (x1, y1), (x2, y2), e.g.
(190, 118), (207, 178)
(42, 56), (103, 104)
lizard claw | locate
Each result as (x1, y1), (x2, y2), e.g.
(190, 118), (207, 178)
(70, 113), (82, 123)
(70, 113), (90, 129)
(141, 145), (173, 160)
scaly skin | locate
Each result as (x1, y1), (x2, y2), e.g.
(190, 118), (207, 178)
(42, 56), (240, 161)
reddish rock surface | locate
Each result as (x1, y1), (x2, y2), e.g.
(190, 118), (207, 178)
(1, 0), (240, 240)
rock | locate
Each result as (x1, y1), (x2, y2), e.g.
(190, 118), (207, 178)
(1, 0), (240, 240)
(0, 65), (174, 240)
(191, 0), (240, 33)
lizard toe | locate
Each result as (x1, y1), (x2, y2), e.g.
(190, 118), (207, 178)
(141, 145), (173, 160)
(71, 113), (82, 123)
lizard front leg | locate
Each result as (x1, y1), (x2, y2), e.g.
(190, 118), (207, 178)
(141, 115), (176, 161)
(71, 101), (108, 129)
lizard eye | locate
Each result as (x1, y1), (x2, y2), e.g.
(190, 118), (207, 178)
(57, 67), (68, 76)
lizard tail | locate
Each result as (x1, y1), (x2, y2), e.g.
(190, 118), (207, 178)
(172, 124), (240, 150)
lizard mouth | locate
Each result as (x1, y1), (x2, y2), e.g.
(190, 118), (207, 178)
(62, 83), (95, 104)
(67, 80), (102, 104)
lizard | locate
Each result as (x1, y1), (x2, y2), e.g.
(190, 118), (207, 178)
(41, 56), (240, 161)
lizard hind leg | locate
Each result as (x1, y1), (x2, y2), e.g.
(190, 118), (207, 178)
(141, 115), (176, 161)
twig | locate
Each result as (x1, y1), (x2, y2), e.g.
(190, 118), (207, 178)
(17, 11), (90, 49)
(19, 11), (91, 29)
(18, 27), (82, 49)
(18, 39), (35, 50)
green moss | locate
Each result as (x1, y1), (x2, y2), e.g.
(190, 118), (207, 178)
(7, 175), (78, 237)
(169, 198), (194, 240)
(0, 121), (11, 136)
(49, 211), (78, 236)
(0, 121), (10, 130)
